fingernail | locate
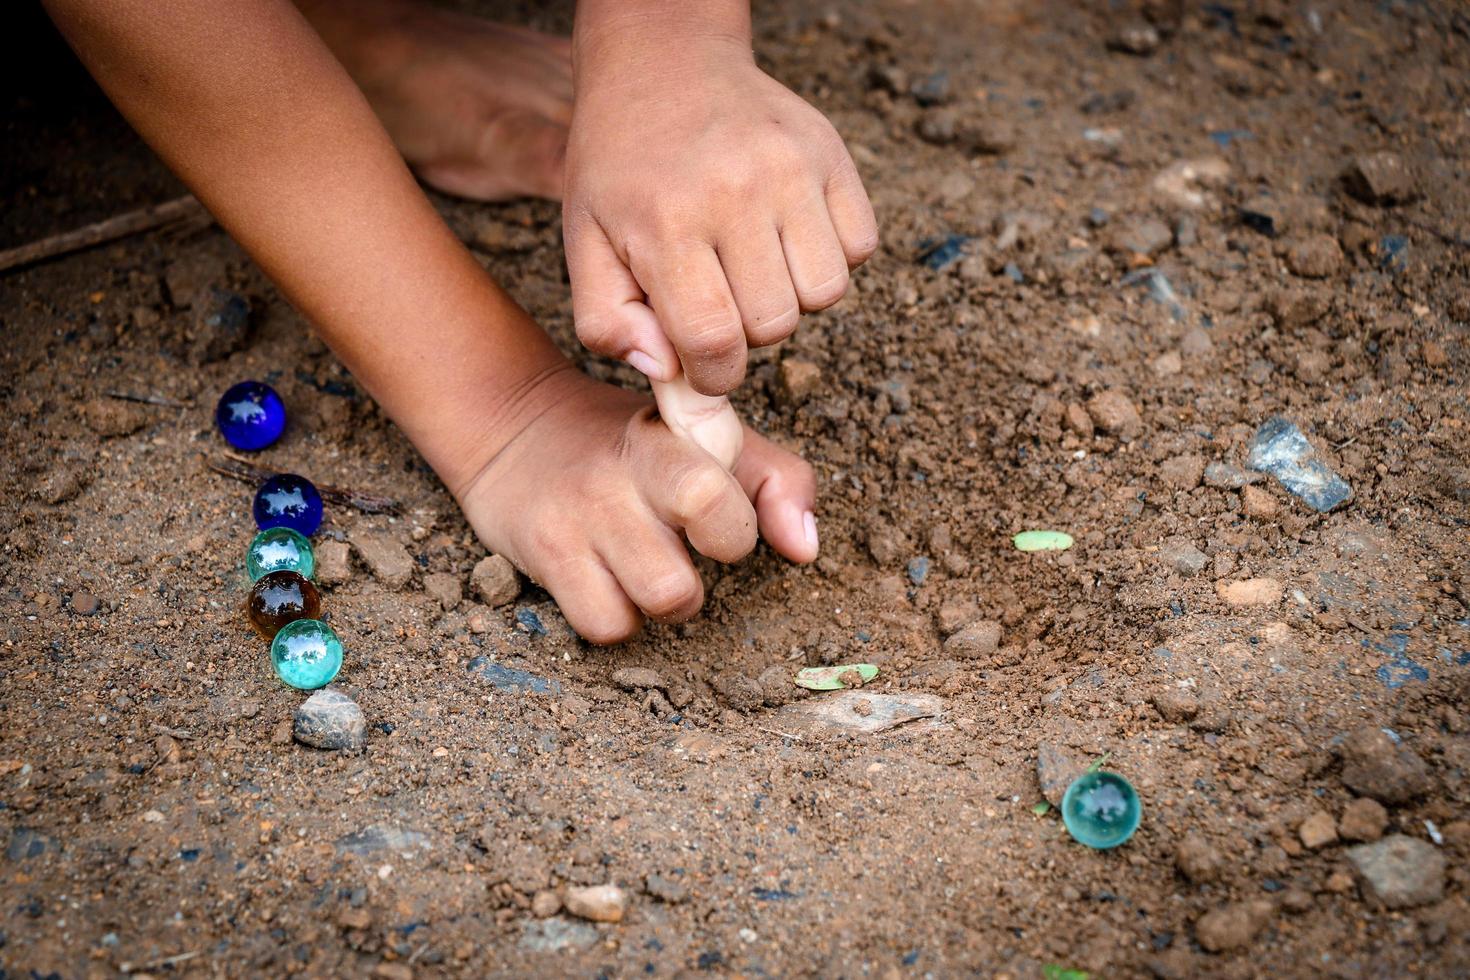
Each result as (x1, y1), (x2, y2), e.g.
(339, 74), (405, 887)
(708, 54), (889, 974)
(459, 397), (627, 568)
(626, 350), (666, 381)
(802, 511), (819, 552)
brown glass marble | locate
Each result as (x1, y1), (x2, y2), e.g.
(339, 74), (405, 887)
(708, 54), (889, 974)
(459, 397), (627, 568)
(246, 570), (321, 640)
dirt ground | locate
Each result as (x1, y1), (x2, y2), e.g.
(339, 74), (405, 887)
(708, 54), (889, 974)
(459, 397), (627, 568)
(4, 0), (1470, 976)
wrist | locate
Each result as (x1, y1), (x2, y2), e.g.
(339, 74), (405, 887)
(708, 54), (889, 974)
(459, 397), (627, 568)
(572, 0), (752, 82)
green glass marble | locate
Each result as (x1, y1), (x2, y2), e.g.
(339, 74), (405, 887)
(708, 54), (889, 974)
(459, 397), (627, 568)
(270, 618), (343, 690)
(1061, 771), (1140, 850)
(246, 527), (315, 581)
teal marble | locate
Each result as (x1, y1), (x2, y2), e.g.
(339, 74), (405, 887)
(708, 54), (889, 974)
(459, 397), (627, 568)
(1061, 771), (1140, 850)
(246, 527), (315, 581)
(270, 618), (343, 690)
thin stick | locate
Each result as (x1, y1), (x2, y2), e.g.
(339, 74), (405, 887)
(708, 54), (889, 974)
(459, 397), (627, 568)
(756, 726), (804, 741)
(0, 195), (207, 275)
(206, 453), (402, 514)
(106, 391), (189, 409)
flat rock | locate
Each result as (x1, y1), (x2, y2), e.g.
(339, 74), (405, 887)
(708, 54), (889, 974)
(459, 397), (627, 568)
(777, 692), (945, 735)
(1338, 726), (1432, 803)
(1247, 416), (1352, 512)
(293, 688), (366, 751)
(467, 657), (560, 695)
(1348, 835), (1445, 909)
(350, 531), (414, 589)
(710, 671), (764, 713)
(563, 884), (628, 923)
(611, 667), (667, 692)
(315, 539), (353, 586)
(336, 824), (430, 857)
(1203, 462), (1258, 489)
(519, 918), (598, 953)
(470, 554), (519, 607)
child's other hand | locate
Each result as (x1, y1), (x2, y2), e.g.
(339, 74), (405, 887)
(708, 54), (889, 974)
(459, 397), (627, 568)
(563, 26), (878, 396)
(456, 369), (817, 644)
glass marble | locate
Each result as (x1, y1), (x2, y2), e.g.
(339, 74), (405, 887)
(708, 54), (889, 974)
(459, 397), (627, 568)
(253, 473), (323, 536)
(1061, 771), (1141, 850)
(271, 618), (343, 690)
(215, 381), (286, 451)
(245, 527), (315, 581)
(246, 570), (321, 640)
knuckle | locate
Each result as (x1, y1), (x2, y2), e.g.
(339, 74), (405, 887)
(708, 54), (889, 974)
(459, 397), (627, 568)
(798, 267), (850, 310)
(845, 227), (880, 265)
(673, 464), (734, 526)
(678, 309), (744, 359)
(575, 313), (623, 354)
(745, 305), (800, 347)
(642, 569), (702, 620)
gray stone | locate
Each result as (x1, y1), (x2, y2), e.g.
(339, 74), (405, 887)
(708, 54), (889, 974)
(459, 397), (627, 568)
(293, 688), (366, 751)
(1203, 462), (1258, 489)
(519, 917), (598, 953)
(335, 824), (430, 856)
(1348, 835), (1445, 909)
(349, 531), (414, 588)
(1247, 416), (1352, 512)
(645, 874), (689, 904)
(1109, 217), (1172, 257)
(777, 692), (944, 735)
(467, 657), (560, 695)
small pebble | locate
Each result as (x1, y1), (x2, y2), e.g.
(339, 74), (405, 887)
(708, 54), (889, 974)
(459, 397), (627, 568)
(1175, 833), (1224, 884)
(1347, 835), (1445, 909)
(1285, 234), (1344, 278)
(1215, 578), (1283, 606)
(1298, 810), (1338, 850)
(470, 555), (520, 608)
(1086, 390), (1143, 441)
(612, 667), (667, 692)
(1342, 152), (1418, 206)
(422, 572), (462, 611)
(1339, 797), (1389, 843)
(563, 884), (627, 923)
(293, 688), (367, 751)
(944, 621), (1002, 660)
(71, 591), (100, 616)
(778, 359), (823, 406)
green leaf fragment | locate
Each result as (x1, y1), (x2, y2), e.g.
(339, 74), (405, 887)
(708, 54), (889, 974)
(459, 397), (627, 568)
(1013, 530), (1074, 552)
(1032, 801), (1052, 816)
(1042, 967), (1090, 980)
(794, 664), (879, 691)
(1086, 751), (1112, 774)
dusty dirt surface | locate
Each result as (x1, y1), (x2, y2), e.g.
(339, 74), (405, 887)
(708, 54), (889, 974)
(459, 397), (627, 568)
(3, 0), (1470, 976)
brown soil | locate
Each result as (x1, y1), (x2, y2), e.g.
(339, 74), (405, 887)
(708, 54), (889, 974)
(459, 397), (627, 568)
(3, 1), (1470, 976)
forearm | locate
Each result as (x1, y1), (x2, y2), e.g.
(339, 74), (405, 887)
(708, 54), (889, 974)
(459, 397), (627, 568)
(43, 0), (567, 494)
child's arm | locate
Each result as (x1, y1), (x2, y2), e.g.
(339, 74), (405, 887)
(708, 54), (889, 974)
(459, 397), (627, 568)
(44, 0), (817, 642)
(44, 0), (563, 495)
(564, 0), (879, 395)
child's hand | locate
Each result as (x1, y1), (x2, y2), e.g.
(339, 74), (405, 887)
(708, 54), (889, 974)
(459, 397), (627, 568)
(563, 16), (878, 395)
(456, 368), (817, 643)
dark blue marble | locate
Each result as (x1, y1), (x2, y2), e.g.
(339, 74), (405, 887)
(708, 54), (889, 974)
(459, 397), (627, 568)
(253, 473), (323, 536)
(215, 381), (285, 451)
